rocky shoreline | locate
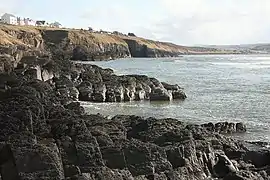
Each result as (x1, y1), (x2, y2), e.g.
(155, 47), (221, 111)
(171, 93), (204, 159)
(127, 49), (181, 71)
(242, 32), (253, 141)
(0, 52), (270, 180)
(0, 46), (270, 179)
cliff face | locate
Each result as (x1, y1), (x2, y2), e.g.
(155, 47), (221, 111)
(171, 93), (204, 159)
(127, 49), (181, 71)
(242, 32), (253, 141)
(42, 30), (131, 61)
(0, 24), (236, 62)
(0, 25), (131, 62)
(123, 37), (189, 57)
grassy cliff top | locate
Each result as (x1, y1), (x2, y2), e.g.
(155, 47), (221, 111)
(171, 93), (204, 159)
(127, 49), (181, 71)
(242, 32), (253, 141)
(0, 24), (127, 47)
(0, 24), (236, 54)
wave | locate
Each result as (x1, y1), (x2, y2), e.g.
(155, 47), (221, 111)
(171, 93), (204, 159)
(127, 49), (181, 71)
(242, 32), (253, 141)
(211, 61), (270, 69)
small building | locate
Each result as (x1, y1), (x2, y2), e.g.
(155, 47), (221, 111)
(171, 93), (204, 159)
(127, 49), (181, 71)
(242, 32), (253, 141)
(24, 18), (36, 26)
(17, 17), (25, 26)
(1, 13), (17, 25)
(49, 21), (62, 28)
(36, 20), (46, 26)
(88, 27), (93, 32)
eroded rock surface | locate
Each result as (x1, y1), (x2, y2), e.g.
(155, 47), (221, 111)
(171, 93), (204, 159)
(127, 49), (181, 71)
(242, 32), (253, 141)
(0, 51), (269, 179)
(0, 72), (269, 180)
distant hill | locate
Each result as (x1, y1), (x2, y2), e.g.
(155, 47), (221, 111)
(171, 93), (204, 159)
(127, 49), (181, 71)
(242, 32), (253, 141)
(203, 43), (270, 54)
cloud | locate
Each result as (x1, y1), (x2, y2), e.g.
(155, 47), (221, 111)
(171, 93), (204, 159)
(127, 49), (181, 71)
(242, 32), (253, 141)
(80, 4), (138, 32)
(0, 0), (18, 15)
(1, 0), (270, 45)
(143, 0), (270, 45)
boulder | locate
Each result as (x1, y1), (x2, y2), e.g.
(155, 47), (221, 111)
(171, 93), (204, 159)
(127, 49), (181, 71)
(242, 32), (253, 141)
(202, 122), (247, 134)
(236, 123), (247, 133)
(149, 88), (172, 101)
(172, 90), (187, 100)
(162, 82), (187, 100)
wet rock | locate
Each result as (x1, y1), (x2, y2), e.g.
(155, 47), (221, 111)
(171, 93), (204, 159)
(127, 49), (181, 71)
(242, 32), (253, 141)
(149, 88), (172, 101)
(172, 90), (187, 100)
(92, 83), (106, 102)
(236, 123), (247, 133)
(201, 122), (247, 134)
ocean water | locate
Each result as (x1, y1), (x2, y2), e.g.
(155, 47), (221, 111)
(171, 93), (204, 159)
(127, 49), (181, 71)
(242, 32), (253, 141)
(80, 55), (270, 142)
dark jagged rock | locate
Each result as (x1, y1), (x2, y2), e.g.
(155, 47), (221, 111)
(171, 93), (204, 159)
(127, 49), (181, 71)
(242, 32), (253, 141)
(149, 87), (173, 101)
(77, 81), (93, 101)
(1, 50), (187, 103)
(0, 50), (268, 179)
(123, 39), (182, 58)
(92, 83), (106, 102)
(162, 82), (187, 100)
(0, 76), (269, 179)
(213, 153), (238, 178)
(202, 122), (247, 134)
(0, 54), (15, 74)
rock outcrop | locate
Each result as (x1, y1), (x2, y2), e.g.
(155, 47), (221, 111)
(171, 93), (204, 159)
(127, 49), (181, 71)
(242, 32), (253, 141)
(75, 66), (186, 102)
(0, 48), (186, 103)
(0, 74), (269, 179)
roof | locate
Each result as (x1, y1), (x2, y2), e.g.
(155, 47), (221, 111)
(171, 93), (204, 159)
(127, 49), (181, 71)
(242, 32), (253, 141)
(2, 13), (16, 17)
(51, 21), (62, 26)
(36, 21), (46, 25)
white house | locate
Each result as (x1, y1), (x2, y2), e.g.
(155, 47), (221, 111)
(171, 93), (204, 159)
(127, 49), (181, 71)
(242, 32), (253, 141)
(1, 13), (17, 25)
(24, 18), (36, 26)
(49, 21), (62, 28)
(17, 17), (25, 26)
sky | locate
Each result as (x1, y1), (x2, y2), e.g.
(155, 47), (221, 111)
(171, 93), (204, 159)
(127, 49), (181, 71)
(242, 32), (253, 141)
(1, 0), (270, 45)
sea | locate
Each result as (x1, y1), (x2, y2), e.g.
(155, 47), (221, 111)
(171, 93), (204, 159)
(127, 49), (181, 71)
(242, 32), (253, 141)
(80, 55), (270, 142)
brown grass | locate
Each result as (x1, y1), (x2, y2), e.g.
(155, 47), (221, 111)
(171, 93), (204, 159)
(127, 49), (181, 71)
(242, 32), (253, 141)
(0, 24), (230, 54)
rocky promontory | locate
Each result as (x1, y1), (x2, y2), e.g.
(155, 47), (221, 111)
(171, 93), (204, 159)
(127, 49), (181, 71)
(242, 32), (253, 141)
(0, 24), (238, 62)
(0, 46), (269, 180)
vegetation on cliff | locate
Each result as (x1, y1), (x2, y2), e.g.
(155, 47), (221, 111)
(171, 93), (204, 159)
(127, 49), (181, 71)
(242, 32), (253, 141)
(0, 24), (238, 61)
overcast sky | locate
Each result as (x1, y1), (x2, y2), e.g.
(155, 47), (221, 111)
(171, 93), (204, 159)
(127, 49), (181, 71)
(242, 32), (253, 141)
(1, 0), (270, 45)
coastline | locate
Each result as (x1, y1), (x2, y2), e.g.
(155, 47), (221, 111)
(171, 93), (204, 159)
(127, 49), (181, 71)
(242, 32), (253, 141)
(0, 24), (256, 63)
(0, 24), (270, 179)
(0, 50), (270, 179)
